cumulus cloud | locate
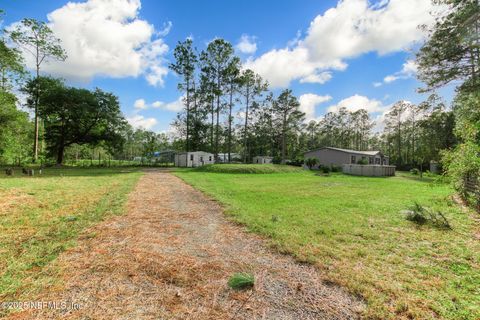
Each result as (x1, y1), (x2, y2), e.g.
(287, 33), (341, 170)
(133, 96), (184, 112)
(236, 34), (257, 55)
(327, 94), (387, 113)
(127, 114), (158, 130)
(245, 0), (435, 88)
(382, 59), (418, 84)
(151, 96), (184, 112)
(134, 98), (147, 110)
(299, 93), (332, 121)
(299, 72), (332, 84)
(11, 0), (171, 86)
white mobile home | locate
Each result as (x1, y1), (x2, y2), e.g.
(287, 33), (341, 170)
(174, 151), (214, 167)
(253, 156), (273, 164)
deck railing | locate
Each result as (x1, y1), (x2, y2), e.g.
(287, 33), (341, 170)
(342, 164), (396, 177)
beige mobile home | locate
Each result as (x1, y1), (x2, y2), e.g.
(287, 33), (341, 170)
(304, 147), (389, 168)
(174, 151), (214, 167)
(253, 156), (273, 164)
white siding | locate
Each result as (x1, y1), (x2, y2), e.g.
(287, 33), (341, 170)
(175, 152), (214, 167)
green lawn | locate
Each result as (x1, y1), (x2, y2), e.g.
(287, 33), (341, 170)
(175, 169), (480, 320)
(0, 167), (142, 307)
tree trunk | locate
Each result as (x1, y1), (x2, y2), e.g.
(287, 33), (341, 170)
(56, 144), (65, 165)
(186, 78), (190, 152)
(228, 81), (233, 163)
(33, 60), (40, 163)
(210, 96), (214, 152)
(243, 85), (250, 163)
(215, 71), (221, 161)
(215, 95), (220, 161)
(281, 111), (287, 164)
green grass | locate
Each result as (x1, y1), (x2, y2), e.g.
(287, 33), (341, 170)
(192, 163), (303, 174)
(175, 169), (480, 320)
(0, 167), (142, 305)
(228, 272), (255, 290)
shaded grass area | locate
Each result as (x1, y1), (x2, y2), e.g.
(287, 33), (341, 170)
(192, 164), (303, 174)
(0, 167), (142, 304)
(175, 169), (480, 320)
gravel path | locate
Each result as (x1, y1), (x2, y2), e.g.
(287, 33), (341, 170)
(12, 170), (364, 320)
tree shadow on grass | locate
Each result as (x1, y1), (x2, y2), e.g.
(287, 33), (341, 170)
(0, 166), (147, 179)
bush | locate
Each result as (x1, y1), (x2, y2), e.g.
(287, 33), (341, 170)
(286, 158), (304, 167)
(304, 157), (318, 169)
(357, 159), (368, 165)
(228, 273), (254, 290)
(442, 141), (480, 199)
(320, 165), (331, 174)
(402, 202), (451, 230)
(410, 168), (420, 175)
(330, 165), (341, 172)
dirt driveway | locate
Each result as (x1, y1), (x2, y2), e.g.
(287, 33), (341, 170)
(12, 170), (363, 320)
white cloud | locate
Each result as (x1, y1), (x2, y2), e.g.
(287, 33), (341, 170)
(383, 59), (418, 84)
(327, 94), (388, 114)
(299, 93), (332, 121)
(384, 75), (398, 83)
(373, 82), (383, 87)
(127, 114), (158, 130)
(246, 0), (435, 88)
(134, 98), (147, 110)
(236, 34), (257, 55)
(11, 0), (170, 86)
(299, 71), (332, 84)
(160, 96), (184, 112)
(134, 96), (184, 112)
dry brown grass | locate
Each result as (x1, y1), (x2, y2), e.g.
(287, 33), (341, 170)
(9, 171), (363, 320)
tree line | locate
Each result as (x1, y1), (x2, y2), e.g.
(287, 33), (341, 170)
(1, 0), (478, 193)
(168, 37), (459, 168)
(0, 13), (169, 166)
(169, 38), (306, 164)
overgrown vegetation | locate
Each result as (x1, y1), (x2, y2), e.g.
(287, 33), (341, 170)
(417, 0), (480, 208)
(0, 167), (142, 306)
(191, 164), (302, 174)
(175, 170), (480, 319)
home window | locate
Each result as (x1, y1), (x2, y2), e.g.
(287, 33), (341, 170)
(351, 155), (356, 164)
(190, 154), (194, 161)
(200, 156), (203, 162)
(209, 156), (212, 161)
(369, 157), (374, 164)
(375, 158), (380, 165)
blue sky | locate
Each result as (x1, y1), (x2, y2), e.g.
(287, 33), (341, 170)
(3, 0), (452, 132)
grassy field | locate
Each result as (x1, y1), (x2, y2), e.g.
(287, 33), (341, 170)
(0, 167), (142, 306)
(175, 169), (480, 320)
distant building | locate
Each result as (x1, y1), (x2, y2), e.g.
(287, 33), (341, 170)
(252, 156), (273, 164)
(217, 153), (241, 163)
(152, 150), (176, 163)
(304, 147), (389, 168)
(174, 151), (214, 167)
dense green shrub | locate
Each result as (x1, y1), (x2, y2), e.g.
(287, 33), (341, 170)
(330, 165), (341, 172)
(357, 159), (368, 165)
(304, 157), (318, 169)
(442, 141), (480, 200)
(410, 168), (420, 175)
(320, 165), (331, 174)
